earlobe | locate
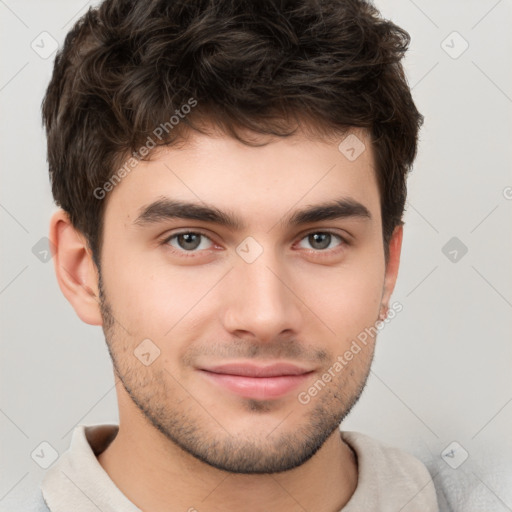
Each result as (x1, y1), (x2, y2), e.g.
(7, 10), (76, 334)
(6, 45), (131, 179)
(380, 224), (403, 316)
(49, 209), (103, 326)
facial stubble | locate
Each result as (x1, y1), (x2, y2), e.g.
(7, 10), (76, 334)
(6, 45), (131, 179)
(98, 272), (373, 474)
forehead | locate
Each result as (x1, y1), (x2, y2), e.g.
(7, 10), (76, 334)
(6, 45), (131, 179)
(103, 127), (381, 230)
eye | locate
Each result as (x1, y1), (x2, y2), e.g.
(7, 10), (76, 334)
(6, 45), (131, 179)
(164, 231), (214, 253)
(161, 229), (348, 258)
(296, 231), (346, 252)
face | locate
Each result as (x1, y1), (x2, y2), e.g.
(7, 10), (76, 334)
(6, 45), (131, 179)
(96, 126), (398, 473)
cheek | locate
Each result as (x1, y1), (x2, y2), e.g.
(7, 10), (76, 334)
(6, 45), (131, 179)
(100, 249), (221, 341)
(293, 256), (384, 339)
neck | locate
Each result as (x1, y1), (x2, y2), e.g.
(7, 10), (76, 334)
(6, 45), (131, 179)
(98, 401), (358, 512)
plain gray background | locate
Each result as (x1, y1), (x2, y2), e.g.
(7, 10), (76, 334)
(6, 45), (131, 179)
(1, 0), (511, 509)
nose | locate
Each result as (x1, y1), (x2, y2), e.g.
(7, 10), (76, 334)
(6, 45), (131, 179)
(221, 246), (304, 344)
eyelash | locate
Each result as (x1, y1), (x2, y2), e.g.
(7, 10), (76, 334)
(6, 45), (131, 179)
(160, 230), (349, 258)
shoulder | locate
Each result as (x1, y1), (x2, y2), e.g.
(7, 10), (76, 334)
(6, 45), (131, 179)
(0, 485), (50, 512)
(342, 430), (433, 482)
(340, 430), (439, 511)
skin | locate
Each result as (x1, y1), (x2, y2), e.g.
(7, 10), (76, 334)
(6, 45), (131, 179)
(50, 125), (402, 512)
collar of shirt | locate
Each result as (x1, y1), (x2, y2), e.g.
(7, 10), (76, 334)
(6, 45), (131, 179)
(41, 424), (438, 512)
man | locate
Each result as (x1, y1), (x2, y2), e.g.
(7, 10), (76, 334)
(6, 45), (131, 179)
(32, 0), (439, 510)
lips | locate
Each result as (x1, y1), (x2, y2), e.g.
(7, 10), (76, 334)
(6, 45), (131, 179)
(204, 362), (311, 377)
(199, 362), (314, 400)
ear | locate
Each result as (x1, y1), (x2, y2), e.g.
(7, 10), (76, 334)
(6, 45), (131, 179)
(379, 224), (403, 319)
(49, 209), (103, 326)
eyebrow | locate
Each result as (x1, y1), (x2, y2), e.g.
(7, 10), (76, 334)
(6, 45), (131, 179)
(133, 197), (371, 230)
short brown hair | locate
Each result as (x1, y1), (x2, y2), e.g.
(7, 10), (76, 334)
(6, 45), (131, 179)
(42, 0), (423, 267)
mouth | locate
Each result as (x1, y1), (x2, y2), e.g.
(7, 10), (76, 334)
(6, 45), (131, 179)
(198, 362), (315, 400)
